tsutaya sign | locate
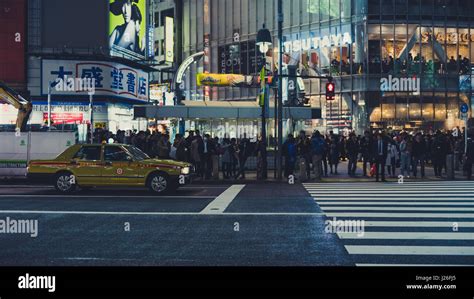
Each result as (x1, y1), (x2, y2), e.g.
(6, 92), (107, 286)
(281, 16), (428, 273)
(283, 32), (352, 53)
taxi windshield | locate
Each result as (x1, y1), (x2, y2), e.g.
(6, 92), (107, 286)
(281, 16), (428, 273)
(126, 146), (150, 161)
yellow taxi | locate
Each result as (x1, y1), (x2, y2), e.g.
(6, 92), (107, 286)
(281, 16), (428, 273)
(27, 144), (193, 194)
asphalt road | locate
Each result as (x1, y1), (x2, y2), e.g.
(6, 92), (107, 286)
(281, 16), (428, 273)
(0, 181), (472, 266)
(0, 183), (351, 266)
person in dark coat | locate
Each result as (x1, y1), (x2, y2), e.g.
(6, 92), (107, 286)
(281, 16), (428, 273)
(202, 134), (216, 180)
(282, 134), (297, 178)
(346, 133), (360, 176)
(359, 131), (373, 176)
(328, 135), (340, 174)
(431, 131), (449, 178)
(371, 132), (389, 182)
(174, 134), (187, 162)
(465, 134), (474, 180)
(297, 131), (311, 180)
(255, 135), (268, 180)
(235, 134), (251, 179)
(412, 133), (427, 178)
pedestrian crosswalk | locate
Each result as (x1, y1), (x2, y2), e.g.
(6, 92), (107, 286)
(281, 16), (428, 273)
(303, 181), (474, 267)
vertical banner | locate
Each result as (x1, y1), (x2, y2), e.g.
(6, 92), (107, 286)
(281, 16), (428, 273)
(147, 26), (154, 59)
(259, 67), (265, 107)
(203, 0), (211, 101)
(203, 34), (211, 101)
(165, 17), (174, 62)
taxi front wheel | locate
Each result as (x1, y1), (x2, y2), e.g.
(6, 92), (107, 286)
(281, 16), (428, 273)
(148, 172), (174, 194)
(54, 172), (77, 194)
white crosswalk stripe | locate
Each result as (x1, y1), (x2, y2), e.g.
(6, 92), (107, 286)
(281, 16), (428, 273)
(304, 181), (474, 267)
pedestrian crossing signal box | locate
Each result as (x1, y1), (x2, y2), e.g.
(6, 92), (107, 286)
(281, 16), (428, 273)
(326, 82), (335, 101)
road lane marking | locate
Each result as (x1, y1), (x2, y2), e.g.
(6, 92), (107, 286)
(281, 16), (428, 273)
(305, 184), (474, 186)
(308, 192), (472, 197)
(0, 185), (230, 189)
(345, 245), (474, 256)
(318, 202), (474, 206)
(310, 189), (474, 192)
(0, 195), (215, 199)
(180, 186), (230, 189)
(304, 182), (474, 185)
(338, 232), (474, 240)
(0, 185), (52, 188)
(325, 212), (474, 218)
(304, 182), (474, 266)
(356, 264), (474, 267)
(311, 194), (473, 197)
(321, 207), (474, 211)
(363, 221), (474, 227)
(200, 185), (245, 214)
(314, 197), (474, 201)
(0, 210), (324, 216)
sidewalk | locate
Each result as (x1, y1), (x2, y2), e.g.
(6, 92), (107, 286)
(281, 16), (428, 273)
(0, 161), (470, 186)
(191, 160), (471, 184)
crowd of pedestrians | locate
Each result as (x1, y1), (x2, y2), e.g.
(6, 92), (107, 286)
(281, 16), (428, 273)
(92, 127), (474, 182)
(283, 129), (474, 182)
(92, 128), (261, 180)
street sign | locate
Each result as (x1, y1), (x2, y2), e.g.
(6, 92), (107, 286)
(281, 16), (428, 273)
(461, 112), (468, 120)
(460, 103), (469, 114)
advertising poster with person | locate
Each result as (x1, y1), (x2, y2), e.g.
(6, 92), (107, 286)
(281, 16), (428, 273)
(109, 0), (147, 60)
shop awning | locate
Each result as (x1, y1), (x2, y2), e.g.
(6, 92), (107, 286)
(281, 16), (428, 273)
(133, 101), (321, 120)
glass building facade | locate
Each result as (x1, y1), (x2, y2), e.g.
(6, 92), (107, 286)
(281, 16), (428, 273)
(179, 0), (474, 134)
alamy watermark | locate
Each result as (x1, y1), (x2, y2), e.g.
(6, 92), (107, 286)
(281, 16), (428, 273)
(18, 273), (55, 293)
(0, 217), (38, 238)
(54, 76), (96, 94)
(212, 124), (260, 140)
(380, 75), (420, 93)
(325, 217), (365, 237)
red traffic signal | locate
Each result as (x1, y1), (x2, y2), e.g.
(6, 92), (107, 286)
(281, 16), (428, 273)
(326, 82), (335, 101)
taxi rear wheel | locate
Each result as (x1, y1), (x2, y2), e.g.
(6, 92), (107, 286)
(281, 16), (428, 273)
(54, 172), (77, 194)
(147, 172), (171, 194)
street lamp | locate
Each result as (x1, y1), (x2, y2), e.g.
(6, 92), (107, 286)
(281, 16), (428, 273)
(256, 24), (272, 180)
(256, 24), (272, 55)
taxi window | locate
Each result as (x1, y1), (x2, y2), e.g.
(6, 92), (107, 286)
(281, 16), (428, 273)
(104, 146), (129, 161)
(73, 146), (101, 161)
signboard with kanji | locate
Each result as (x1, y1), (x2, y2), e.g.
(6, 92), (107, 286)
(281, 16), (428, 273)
(42, 60), (149, 102)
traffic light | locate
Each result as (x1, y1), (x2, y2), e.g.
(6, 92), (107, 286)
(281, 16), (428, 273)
(326, 81), (335, 101)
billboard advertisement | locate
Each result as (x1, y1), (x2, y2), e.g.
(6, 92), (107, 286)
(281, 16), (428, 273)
(109, 0), (147, 60)
(0, 0), (26, 84)
(196, 73), (273, 88)
(43, 113), (84, 125)
(42, 60), (149, 102)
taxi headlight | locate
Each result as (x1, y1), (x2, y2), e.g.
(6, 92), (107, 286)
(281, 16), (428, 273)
(181, 167), (190, 175)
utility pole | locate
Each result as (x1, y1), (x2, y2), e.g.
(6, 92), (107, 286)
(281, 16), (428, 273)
(89, 92), (94, 144)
